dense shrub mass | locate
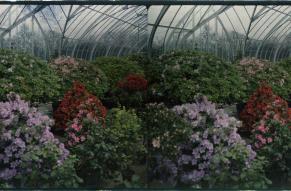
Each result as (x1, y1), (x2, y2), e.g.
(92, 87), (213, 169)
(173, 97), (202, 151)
(53, 81), (107, 131)
(50, 56), (109, 98)
(3, 49), (291, 189)
(239, 83), (289, 132)
(139, 103), (193, 184)
(236, 58), (291, 101)
(92, 57), (144, 88)
(153, 96), (269, 188)
(127, 54), (160, 85)
(0, 93), (81, 187)
(69, 107), (144, 185)
(154, 51), (245, 104)
(252, 120), (291, 173)
(0, 49), (61, 103)
(110, 74), (148, 108)
(140, 103), (192, 161)
(117, 74), (148, 92)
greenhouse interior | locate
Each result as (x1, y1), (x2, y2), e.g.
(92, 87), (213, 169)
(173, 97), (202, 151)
(1, 0), (291, 189)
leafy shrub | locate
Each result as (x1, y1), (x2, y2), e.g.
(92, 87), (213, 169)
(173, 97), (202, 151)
(110, 74), (148, 108)
(0, 93), (82, 187)
(92, 57), (144, 88)
(252, 119), (291, 181)
(53, 81), (107, 131)
(105, 108), (145, 165)
(154, 96), (270, 188)
(139, 103), (192, 160)
(239, 83), (289, 132)
(50, 56), (109, 98)
(127, 54), (160, 85)
(0, 49), (61, 103)
(117, 74), (148, 92)
(69, 107), (144, 184)
(236, 58), (291, 101)
(139, 103), (192, 184)
(155, 51), (245, 104)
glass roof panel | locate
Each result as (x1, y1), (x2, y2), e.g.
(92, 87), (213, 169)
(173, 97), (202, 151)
(0, 4), (147, 60)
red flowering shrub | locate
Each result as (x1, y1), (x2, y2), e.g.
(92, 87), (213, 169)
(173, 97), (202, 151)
(117, 74), (148, 91)
(53, 81), (107, 131)
(239, 83), (288, 132)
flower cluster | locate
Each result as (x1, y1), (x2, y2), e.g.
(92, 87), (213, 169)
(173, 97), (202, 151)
(238, 57), (270, 76)
(117, 74), (148, 91)
(54, 81), (107, 146)
(54, 81), (107, 130)
(240, 83), (288, 132)
(50, 56), (109, 99)
(237, 57), (291, 102)
(169, 96), (256, 185)
(50, 56), (80, 74)
(253, 120), (274, 149)
(0, 93), (69, 181)
(150, 96), (258, 186)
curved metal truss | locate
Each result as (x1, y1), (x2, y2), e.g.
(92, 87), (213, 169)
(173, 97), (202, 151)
(0, 5), (147, 60)
(148, 5), (291, 61)
(1, 1), (291, 62)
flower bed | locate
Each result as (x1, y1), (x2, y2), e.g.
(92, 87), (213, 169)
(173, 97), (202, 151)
(0, 93), (81, 187)
(2, 50), (291, 189)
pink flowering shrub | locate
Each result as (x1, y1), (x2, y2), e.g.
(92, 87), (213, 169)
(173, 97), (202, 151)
(236, 58), (291, 101)
(50, 56), (109, 98)
(252, 119), (291, 175)
(0, 93), (81, 187)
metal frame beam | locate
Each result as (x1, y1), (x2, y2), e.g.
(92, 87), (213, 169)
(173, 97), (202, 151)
(0, 5), (46, 38)
(2, 1), (291, 6)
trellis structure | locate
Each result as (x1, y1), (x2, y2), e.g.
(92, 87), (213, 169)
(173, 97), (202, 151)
(1, 0), (291, 61)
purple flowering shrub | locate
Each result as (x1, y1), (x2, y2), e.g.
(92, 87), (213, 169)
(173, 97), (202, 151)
(0, 93), (82, 187)
(155, 96), (270, 188)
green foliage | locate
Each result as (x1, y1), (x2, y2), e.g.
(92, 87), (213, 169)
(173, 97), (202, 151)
(49, 155), (83, 188)
(155, 51), (245, 104)
(50, 56), (109, 98)
(18, 144), (82, 188)
(256, 120), (291, 172)
(236, 58), (291, 101)
(0, 183), (12, 188)
(105, 107), (145, 163)
(139, 103), (192, 160)
(0, 49), (61, 102)
(112, 90), (145, 108)
(71, 108), (144, 184)
(92, 57), (144, 88)
(277, 58), (291, 76)
(126, 54), (158, 84)
(206, 144), (271, 189)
